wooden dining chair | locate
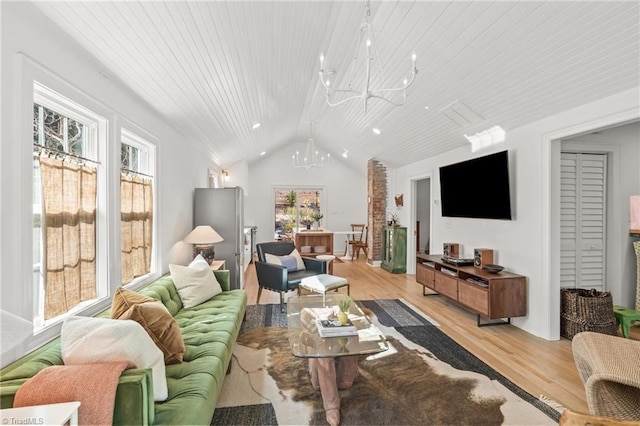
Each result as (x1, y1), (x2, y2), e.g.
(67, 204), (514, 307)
(352, 225), (368, 260)
(345, 223), (365, 256)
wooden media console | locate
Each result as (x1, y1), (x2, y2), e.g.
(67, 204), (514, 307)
(416, 253), (526, 326)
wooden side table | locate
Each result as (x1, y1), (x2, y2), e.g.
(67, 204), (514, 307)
(210, 260), (226, 271)
(0, 401), (80, 426)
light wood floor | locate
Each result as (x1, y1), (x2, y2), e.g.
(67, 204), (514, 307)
(243, 256), (640, 414)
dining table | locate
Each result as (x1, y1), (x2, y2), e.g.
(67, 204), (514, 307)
(332, 230), (363, 259)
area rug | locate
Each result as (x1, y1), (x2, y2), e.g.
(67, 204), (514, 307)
(212, 300), (560, 425)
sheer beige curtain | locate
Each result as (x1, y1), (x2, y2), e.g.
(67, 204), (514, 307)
(40, 156), (97, 319)
(121, 173), (153, 284)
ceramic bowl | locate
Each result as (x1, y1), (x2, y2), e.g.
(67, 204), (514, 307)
(483, 264), (504, 273)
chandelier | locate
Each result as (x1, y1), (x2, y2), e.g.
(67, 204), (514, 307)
(292, 122), (330, 169)
(319, 0), (417, 113)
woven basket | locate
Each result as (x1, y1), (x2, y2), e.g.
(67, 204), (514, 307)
(560, 288), (617, 339)
(561, 314), (617, 340)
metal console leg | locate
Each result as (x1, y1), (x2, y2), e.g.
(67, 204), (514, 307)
(477, 315), (511, 327)
(422, 286), (438, 296)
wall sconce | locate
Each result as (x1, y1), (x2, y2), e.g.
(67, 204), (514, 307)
(222, 170), (229, 181)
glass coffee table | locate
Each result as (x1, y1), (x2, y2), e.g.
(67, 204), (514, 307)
(287, 294), (388, 426)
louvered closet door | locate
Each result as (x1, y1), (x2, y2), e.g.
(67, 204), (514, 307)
(560, 153), (607, 291)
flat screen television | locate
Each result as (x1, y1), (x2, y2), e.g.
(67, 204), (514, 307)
(439, 150), (512, 220)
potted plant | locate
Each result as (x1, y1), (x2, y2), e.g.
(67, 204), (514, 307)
(300, 217), (314, 230)
(311, 211), (324, 230)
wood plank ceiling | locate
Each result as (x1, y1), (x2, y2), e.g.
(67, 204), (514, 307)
(32, 1), (640, 173)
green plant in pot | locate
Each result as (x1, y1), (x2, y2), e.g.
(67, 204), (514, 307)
(311, 211), (324, 229)
(338, 298), (350, 325)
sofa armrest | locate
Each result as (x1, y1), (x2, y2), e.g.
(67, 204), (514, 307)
(113, 368), (154, 426)
(302, 257), (327, 273)
(213, 270), (231, 292)
(1, 368), (154, 426)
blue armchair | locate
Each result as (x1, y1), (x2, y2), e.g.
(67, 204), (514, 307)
(255, 241), (328, 311)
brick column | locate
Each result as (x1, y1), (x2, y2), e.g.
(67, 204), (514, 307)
(367, 159), (387, 265)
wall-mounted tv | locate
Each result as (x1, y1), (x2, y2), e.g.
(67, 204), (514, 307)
(439, 150), (512, 220)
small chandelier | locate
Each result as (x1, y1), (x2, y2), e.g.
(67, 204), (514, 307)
(292, 122), (330, 169)
(319, 0), (417, 113)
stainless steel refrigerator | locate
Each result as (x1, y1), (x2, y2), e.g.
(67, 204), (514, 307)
(194, 187), (244, 289)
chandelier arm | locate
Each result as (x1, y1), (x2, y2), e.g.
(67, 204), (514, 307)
(368, 93), (408, 107)
(327, 87), (362, 95)
(371, 70), (417, 95)
(324, 93), (366, 107)
(319, 71), (362, 96)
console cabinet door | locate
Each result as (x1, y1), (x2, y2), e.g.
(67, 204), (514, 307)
(435, 273), (457, 299)
(458, 280), (489, 316)
(416, 264), (435, 289)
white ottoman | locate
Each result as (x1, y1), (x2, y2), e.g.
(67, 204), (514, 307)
(300, 274), (350, 305)
(315, 254), (336, 275)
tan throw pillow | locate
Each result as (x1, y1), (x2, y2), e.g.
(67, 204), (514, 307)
(118, 301), (185, 365)
(169, 255), (223, 309)
(111, 287), (156, 319)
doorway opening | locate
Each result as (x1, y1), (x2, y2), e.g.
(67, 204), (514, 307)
(416, 178), (432, 255)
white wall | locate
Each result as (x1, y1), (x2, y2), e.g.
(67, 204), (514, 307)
(391, 88), (640, 340)
(1, 3), (216, 364)
(246, 142), (367, 252)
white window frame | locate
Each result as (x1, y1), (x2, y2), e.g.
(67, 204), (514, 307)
(120, 127), (157, 288)
(32, 82), (109, 333)
(273, 186), (326, 237)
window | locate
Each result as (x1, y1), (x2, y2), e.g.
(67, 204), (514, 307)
(274, 189), (324, 239)
(32, 82), (106, 329)
(120, 129), (156, 286)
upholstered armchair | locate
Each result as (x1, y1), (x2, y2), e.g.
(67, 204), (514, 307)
(572, 331), (640, 421)
(255, 241), (328, 311)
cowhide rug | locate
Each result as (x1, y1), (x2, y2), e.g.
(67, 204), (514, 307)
(213, 300), (559, 426)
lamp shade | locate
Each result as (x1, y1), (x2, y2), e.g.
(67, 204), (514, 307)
(183, 226), (224, 245)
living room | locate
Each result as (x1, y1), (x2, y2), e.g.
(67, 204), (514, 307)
(1, 1), (639, 425)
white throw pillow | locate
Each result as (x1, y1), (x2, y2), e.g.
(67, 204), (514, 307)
(169, 254), (223, 309)
(61, 316), (168, 401)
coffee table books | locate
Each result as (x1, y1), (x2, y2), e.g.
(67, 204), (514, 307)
(316, 318), (357, 337)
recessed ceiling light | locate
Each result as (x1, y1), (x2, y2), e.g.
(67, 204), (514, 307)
(424, 106), (429, 110)
(342, 150), (349, 158)
(372, 128), (381, 135)
(252, 122), (261, 130)
(259, 151), (266, 156)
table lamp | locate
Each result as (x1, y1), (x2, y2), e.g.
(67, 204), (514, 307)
(183, 225), (224, 265)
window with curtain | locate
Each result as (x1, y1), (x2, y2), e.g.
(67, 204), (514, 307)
(32, 86), (104, 325)
(121, 129), (155, 285)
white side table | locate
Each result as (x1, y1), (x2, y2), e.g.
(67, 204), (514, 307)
(210, 259), (226, 271)
(315, 254), (336, 275)
(0, 401), (80, 426)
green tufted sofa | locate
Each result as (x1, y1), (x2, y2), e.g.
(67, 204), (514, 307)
(0, 270), (247, 425)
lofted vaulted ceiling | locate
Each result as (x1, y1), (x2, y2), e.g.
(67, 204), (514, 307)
(32, 1), (640, 173)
